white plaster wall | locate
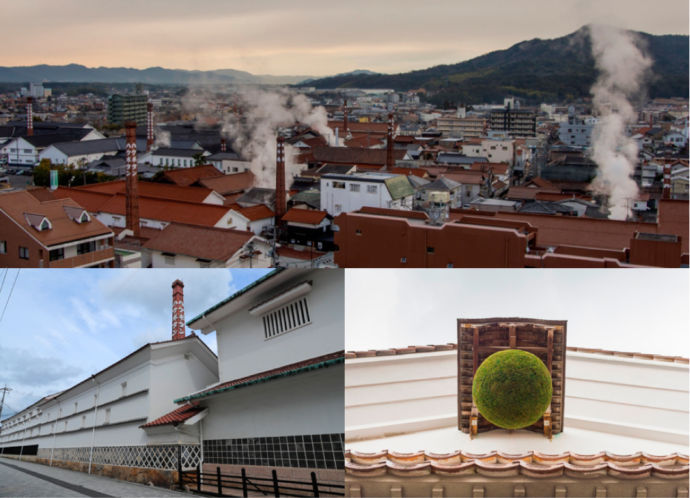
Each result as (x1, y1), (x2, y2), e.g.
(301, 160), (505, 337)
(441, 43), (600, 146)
(345, 351), (689, 444)
(481, 139), (514, 165)
(201, 365), (343, 439)
(320, 178), (391, 215)
(215, 270), (344, 382)
(147, 349), (218, 423)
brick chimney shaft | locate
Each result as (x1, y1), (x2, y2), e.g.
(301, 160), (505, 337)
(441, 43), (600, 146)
(275, 135), (286, 222)
(125, 121), (140, 237)
(26, 97), (33, 137)
(386, 113), (394, 170)
(663, 163), (671, 200)
(172, 280), (185, 341)
(146, 102), (154, 152)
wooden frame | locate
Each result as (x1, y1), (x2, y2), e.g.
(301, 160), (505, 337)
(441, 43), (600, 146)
(457, 317), (567, 438)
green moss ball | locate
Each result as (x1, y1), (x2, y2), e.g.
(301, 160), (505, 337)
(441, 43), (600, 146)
(472, 349), (552, 430)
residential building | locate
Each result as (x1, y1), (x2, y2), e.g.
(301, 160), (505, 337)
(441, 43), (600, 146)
(489, 107), (537, 137)
(320, 172), (414, 216)
(0, 190), (115, 268)
(435, 116), (486, 138)
(558, 110), (596, 148)
(107, 94), (148, 126)
(39, 138), (147, 168)
(227, 205), (275, 235)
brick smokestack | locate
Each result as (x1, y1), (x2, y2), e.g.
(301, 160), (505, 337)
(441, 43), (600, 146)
(26, 97), (34, 137)
(386, 112), (394, 170)
(220, 138), (227, 153)
(343, 98), (348, 135)
(171, 280), (185, 341)
(662, 162), (671, 199)
(275, 135), (286, 223)
(146, 102), (154, 152)
(125, 121), (140, 237)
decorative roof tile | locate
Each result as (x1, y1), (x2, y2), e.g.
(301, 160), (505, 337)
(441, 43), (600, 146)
(139, 403), (203, 428)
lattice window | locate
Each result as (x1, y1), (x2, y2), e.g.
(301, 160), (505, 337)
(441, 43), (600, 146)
(262, 297), (310, 340)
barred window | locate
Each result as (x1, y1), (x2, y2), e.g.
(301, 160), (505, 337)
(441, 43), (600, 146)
(261, 297), (311, 339)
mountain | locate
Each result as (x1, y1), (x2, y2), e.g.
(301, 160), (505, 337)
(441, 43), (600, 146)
(0, 64), (314, 86)
(300, 69), (380, 85)
(302, 26), (689, 104)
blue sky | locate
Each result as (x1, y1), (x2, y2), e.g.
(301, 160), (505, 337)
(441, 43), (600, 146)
(0, 268), (272, 418)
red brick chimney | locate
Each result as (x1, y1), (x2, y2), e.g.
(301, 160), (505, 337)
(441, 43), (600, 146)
(125, 121), (140, 237)
(146, 102), (154, 152)
(26, 97), (33, 137)
(171, 280), (186, 341)
(343, 98), (348, 135)
(386, 113), (394, 170)
(662, 162), (671, 199)
(220, 138), (227, 153)
(275, 135), (286, 223)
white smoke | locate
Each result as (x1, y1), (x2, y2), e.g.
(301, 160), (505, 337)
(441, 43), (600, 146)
(588, 24), (652, 220)
(221, 87), (334, 187)
(154, 128), (171, 148)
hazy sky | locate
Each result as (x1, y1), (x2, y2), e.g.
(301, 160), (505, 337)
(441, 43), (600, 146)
(2, 0), (687, 76)
(345, 269), (690, 356)
(0, 268), (271, 417)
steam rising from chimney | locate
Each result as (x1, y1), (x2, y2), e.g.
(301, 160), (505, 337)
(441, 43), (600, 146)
(588, 24), (651, 220)
(219, 87), (335, 187)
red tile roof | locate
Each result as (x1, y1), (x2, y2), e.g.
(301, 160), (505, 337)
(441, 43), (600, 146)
(0, 190), (113, 247)
(328, 121), (389, 135)
(236, 204), (274, 221)
(175, 351), (345, 403)
(312, 147), (406, 167)
(161, 165), (224, 187)
(281, 208), (328, 225)
(140, 403), (203, 428)
(197, 171), (255, 195)
(345, 450), (689, 480)
(142, 223), (254, 261)
(78, 180), (216, 204)
(52, 188), (232, 227)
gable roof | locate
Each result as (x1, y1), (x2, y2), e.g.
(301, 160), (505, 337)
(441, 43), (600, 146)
(142, 223), (255, 261)
(282, 208), (328, 225)
(384, 176), (414, 200)
(312, 147), (406, 167)
(77, 180), (216, 204)
(139, 403), (204, 428)
(160, 165), (224, 186)
(0, 190), (112, 247)
(197, 171), (255, 195)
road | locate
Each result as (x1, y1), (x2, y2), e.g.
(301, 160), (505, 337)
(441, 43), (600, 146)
(0, 458), (190, 497)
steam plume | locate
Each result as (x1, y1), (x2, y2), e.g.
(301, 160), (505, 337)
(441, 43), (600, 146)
(588, 24), (652, 220)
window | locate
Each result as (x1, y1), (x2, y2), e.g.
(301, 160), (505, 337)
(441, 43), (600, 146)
(104, 408), (111, 425)
(367, 185), (377, 194)
(49, 248), (64, 261)
(349, 183), (360, 192)
(261, 297), (311, 339)
(163, 252), (175, 265)
(334, 204), (342, 214)
(332, 181), (346, 189)
(0, 241), (6, 254)
(74, 402), (78, 413)
(19, 246), (29, 259)
(81, 415), (86, 428)
(77, 241), (96, 255)
(121, 381), (127, 397)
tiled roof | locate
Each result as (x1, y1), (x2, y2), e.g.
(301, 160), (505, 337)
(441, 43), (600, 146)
(174, 351), (345, 403)
(312, 147), (406, 167)
(139, 403), (204, 428)
(197, 171), (255, 195)
(281, 208), (328, 225)
(345, 343), (689, 363)
(345, 450), (689, 480)
(142, 223), (254, 261)
(53, 188), (231, 227)
(327, 121), (389, 135)
(0, 190), (112, 247)
(161, 165), (223, 186)
(77, 180), (215, 204)
(236, 204), (274, 221)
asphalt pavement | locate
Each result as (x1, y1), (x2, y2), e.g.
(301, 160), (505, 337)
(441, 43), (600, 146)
(0, 458), (191, 497)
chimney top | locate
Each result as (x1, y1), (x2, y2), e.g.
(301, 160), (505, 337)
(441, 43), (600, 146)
(172, 279), (184, 288)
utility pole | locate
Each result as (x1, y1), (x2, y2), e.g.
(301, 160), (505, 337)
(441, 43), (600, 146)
(0, 385), (11, 421)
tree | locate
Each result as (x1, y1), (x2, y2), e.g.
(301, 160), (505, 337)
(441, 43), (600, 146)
(193, 152), (205, 167)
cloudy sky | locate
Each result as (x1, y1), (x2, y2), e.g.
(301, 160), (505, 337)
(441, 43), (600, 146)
(345, 269), (690, 356)
(2, 0), (687, 76)
(0, 268), (271, 418)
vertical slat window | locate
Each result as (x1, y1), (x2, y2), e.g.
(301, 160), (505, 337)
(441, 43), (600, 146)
(261, 297), (311, 340)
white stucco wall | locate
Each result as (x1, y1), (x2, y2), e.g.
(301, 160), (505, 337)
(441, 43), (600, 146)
(201, 365), (343, 440)
(212, 270), (344, 382)
(345, 350), (689, 446)
(320, 178), (392, 216)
